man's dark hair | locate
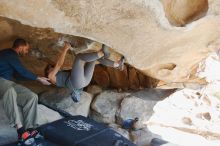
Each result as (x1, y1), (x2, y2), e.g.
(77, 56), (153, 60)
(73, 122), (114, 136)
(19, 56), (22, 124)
(12, 38), (28, 49)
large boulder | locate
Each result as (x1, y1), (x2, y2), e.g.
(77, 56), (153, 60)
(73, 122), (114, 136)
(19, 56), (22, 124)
(39, 87), (93, 117)
(116, 89), (175, 128)
(148, 86), (220, 146)
(130, 127), (159, 146)
(37, 104), (63, 125)
(86, 85), (103, 96)
(0, 0), (220, 83)
(116, 97), (156, 128)
(161, 0), (208, 26)
(91, 90), (129, 123)
(92, 65), (159, 90)
(108, 123), (130, 140)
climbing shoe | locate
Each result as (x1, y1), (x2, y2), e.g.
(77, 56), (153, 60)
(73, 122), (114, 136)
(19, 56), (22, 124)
(18, 131), (36, 146)
(71, 88), (82, 102)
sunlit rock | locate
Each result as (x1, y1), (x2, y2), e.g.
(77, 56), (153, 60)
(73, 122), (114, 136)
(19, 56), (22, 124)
(148, 87), (220, 146)
(130, 127), (158, 146)
(91, 91), (128, 123)
(108, 123), (130, 140)
(39, 87), (93, 117)
(161, 0), (208, 26)
(0, 0), (220, 83)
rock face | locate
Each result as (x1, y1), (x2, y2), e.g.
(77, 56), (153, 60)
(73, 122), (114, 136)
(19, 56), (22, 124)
(148, 85), (220, 146)
(91, 89), (174, 125)
(90, 89), (175, 145)
(117, 97), (157, 127)
(91, 91), (128, 123)
(39, 87), (93, 117)
(92, 65), (159, 90)
(0, 0), (220, 83)
(161, 0), (208, 26)
(116, 89), (174, 128)
(37, 104), (63, 126)
(86, 85), (103, 96)
(130, 127), (158, 146)
(0, 16), (157, 90)
(108, 123), (130, 140)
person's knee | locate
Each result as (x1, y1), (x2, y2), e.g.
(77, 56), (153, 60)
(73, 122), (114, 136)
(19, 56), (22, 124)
(75, 55), (81, 62)
(71, 80), (86, 89)
(3, 87), (16, 100)
(30, 92), (38, 102)
(2, 87), (17, 112)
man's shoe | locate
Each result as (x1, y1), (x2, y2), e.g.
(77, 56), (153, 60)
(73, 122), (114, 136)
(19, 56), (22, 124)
(17, 131), (32, 146)
(27, 129), (41, 138)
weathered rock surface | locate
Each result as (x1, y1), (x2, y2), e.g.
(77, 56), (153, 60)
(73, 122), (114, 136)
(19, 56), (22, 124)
(161, 0), (208, 26)
(116, 89), (175, 128)
(108, 123), (130, 140)
(39, 87), (73, 109)
(64, 91), (93, 117)
(0, 0), (220, 83)
(91, 91), (128, 123)
(1, 1), (220, 145)
(92, 65), (159, 90)
(117, 97), (158, 129)
(150, 138), (179, 146)
(37, 104), (63, 125)
(19, 81), (94, 116)
(39, 87), (93, 117)
(130, 127), (159, 146)
(86, 85), (103, 96)
(91, 89), (174, 126)
(148, 86), (220, 146)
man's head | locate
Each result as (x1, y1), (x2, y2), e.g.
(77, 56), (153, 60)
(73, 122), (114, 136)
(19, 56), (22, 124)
(12, 38), (30, 56)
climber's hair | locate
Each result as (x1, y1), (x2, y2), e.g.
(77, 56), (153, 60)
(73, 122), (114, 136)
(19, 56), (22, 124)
(12, 38), (28, 49)
(44, 64), (55, 77)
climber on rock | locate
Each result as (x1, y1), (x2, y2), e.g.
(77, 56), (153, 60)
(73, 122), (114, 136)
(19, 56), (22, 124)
(45, 41), (125, 102)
